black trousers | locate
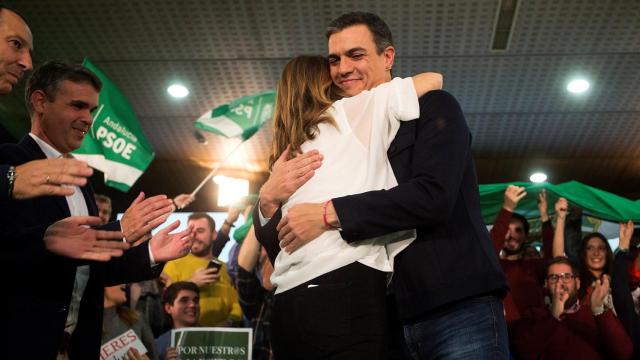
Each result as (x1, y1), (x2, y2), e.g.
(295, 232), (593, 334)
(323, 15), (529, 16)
(271, 261), (388, 360)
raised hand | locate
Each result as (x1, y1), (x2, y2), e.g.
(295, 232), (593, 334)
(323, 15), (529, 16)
(121, 192), (173, 243)
(149, 220), (194, 263)
(12, 158), (93, 199)
(619, 220), (634, 250)
(44, 216), (128, 261)
(538, 189), (549, 222)
(590, 275), (611, 314)
(259, 145), (323, 217)
(555, 197), (568, 220)
(503, 185), (526, 212)
(173, 193), (195, 210)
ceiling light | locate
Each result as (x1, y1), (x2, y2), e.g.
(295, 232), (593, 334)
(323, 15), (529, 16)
(530, 172), (547, 183)
(167, 84), (189, 98)
(566, 79), (590, 94)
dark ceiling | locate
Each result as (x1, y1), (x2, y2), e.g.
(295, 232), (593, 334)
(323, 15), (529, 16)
(2, 0), (639, 214)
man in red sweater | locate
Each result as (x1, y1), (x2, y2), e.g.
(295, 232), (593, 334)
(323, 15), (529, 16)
(490, 185), (554, 324)
(512, 257), (633, 360)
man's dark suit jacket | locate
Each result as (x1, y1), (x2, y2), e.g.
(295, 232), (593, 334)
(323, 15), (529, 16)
(0, 135), (163, 359)
(254, 90), (507, 321)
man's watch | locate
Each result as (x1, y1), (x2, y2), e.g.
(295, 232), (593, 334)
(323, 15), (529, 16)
(223, 219), (235, 228)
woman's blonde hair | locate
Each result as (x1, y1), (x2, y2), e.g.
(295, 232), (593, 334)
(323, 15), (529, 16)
(269, 55), (343, 168)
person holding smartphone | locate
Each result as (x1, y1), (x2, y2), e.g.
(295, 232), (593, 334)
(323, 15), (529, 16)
(162, 212), (242, 327)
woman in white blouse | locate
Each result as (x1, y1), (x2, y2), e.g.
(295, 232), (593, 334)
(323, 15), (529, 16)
(268, 55), (442, 359)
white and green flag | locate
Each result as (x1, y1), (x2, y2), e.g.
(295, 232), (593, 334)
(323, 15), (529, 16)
(189, 91), (275, 196)
(194, 90), (275, 140)
(73, 58), (155, 192)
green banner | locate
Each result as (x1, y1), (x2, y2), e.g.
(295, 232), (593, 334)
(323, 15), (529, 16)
(72, 58), (155, 192)
(171, 327), (252, 360)
(195, 91), (275, 140)
(480, 181), (640, 224)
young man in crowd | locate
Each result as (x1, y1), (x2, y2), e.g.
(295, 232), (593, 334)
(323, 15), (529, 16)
(155, 282), (202, 360)
(162, 212), (242, 327)
(95, 193), (113, 225)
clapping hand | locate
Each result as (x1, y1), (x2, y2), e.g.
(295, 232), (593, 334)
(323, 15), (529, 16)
(121, 192), (173, 243)
(44, 216), (128, 261)
(551, 280), (570, 320)
(149, 220), (194, 263)
(590, 275), (611, 315)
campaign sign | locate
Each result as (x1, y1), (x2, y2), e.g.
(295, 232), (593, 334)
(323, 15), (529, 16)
(171, 327), (252, 360)
(100, 329), (148, 360)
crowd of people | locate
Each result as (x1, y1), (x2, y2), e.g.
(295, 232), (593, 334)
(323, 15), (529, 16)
(0, 4), (637, 360)
(491, 185), (638, 359)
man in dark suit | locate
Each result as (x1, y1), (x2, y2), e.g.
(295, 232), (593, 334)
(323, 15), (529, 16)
(0, 61), (193, 359)
(255, 12), (509, 359)
(0, 6), (128, 264)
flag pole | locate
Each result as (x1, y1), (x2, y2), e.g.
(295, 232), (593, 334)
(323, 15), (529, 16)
(190, 140), (246, 197)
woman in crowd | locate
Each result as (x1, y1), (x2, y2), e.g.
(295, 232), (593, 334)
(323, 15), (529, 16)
(553, 199), (615, 305)
(266, 54), (442, 358)
(102, 284), (157, 360)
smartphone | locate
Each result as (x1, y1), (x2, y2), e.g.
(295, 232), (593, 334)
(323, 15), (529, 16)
(207, 259), (222, 271)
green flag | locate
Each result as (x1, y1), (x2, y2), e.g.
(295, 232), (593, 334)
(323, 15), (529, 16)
(73, 58), (155, 192)
(194, 91), (275, 140)
(479, 181), (640, 224)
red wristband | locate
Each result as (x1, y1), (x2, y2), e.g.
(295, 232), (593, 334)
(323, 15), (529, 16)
(323, 200), (338, 230)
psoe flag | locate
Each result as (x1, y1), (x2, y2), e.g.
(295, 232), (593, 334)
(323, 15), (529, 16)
(194, 90), (275, 140)
(73, 58), (155, 192)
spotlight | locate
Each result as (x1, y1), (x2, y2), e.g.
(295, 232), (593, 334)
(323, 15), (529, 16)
(167, 84), (189, 98)
(530, 172), (547, 183)
(567, 79), (590, 94)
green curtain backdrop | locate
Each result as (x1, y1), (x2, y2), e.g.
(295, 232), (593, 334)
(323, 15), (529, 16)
(479, 181), (640, 224)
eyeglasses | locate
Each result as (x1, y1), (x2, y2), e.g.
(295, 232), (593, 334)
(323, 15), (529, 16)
(547, 273), (576, 283)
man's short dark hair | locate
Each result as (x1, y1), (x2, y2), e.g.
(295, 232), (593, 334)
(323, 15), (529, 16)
(546, 256), (578, 276)
(162, 281), (200, 306)
(511, 212), (530, 235)
(94, 194), (111, 205)
(188, 212), (216, 231)
(326, 12), (393, 54)
(25, 61), (102, 115)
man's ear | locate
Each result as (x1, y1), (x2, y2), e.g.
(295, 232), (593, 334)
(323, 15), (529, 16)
(164, 303), (172, 315)
(382, 46), (395, 71)
(30, 90), (49, 113)
(575, 276), (580, 291)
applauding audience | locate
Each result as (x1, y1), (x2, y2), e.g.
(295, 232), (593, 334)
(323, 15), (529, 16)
(512, 257), (633, 359)
(490, 186), (554, 324)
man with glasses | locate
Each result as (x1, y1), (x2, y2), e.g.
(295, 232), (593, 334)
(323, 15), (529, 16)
(490, 185), (555, 325)
(511, 256), (633, 359)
